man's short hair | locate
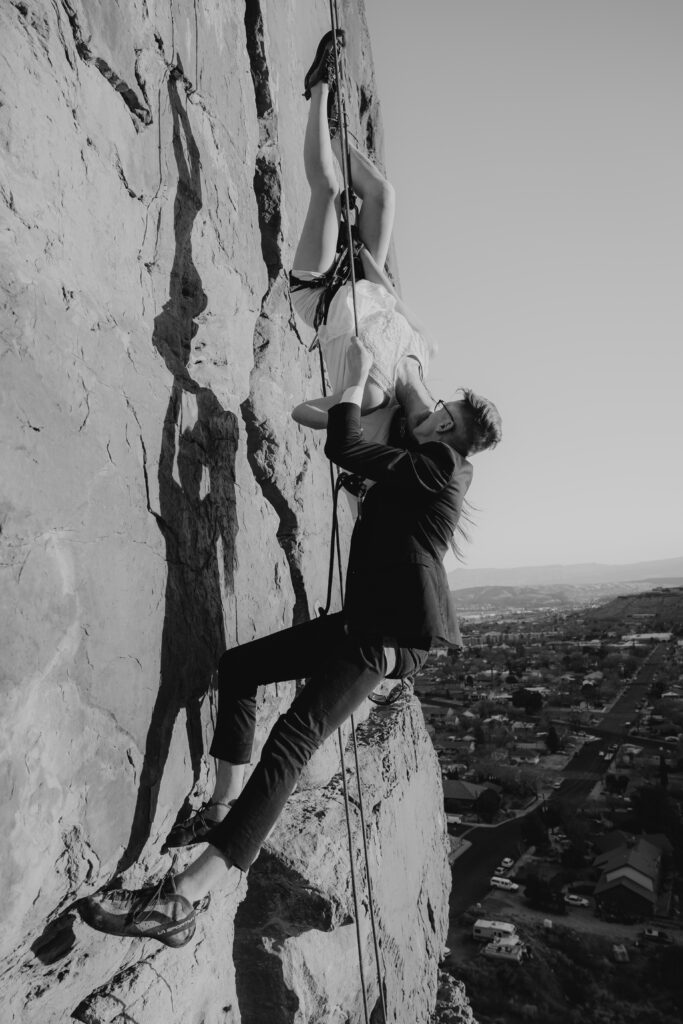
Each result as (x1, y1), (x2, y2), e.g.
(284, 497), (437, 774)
(459, 389), (502, 456)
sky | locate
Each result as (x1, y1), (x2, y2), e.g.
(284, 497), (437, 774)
(363, 0), (683, 572)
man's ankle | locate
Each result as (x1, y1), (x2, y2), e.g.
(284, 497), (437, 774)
(206, 799), (233, 822)
(174, 874), (203, 905)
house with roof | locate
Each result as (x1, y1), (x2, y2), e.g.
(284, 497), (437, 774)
(593, 837), (662, 918)
(442, 779), (502, 815)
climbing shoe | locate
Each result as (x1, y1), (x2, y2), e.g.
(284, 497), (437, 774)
(165, 800), (234, 848)
(368, 678), (414, 709)
(303, 29), (345, 99)
(79, 876), (201, 948)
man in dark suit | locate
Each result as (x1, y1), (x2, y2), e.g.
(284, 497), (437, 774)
(81, 342), (501, 947)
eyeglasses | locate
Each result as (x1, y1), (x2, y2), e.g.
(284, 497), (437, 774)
(435, 399), (458, 432)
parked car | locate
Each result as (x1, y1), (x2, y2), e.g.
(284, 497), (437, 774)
(642, 928), (673, 944)
(552, 780), (563, 789)
(490, 876), (519, 892)
(564, 894), (589, 907)
(501, 857), (514, 870)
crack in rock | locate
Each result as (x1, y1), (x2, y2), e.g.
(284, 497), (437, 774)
(241, 0), (310, 625)
(60, 0), (153, 126)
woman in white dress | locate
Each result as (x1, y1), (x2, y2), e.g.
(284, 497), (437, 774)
(290, 31), (433, 442)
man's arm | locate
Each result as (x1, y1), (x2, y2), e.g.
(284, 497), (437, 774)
(324, 337), (457, 494)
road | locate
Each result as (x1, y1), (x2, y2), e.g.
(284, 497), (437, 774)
(447, 643), (669, 931)
(549, 642), (671, 804)
(448, 817), (524, 918)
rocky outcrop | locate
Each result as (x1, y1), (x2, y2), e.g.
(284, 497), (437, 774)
(0, 1), (460, 1021)
(431, 973), (478, 1024)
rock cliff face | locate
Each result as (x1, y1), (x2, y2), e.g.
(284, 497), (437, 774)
(0, 2), (459, 1021)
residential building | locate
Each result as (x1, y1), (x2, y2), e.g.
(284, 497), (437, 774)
(593, 837), (662, 918)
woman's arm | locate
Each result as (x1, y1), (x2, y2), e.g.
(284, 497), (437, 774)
(292, 380), (389, 428)
(292, 394), (339, 429)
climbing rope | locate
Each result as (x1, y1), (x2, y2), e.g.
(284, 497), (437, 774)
(320, 3), (388, 1022)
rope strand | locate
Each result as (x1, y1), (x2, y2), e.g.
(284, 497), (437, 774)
(319, 4), (388, 1022)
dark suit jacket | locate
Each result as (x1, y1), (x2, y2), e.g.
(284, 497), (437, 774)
(325, 403), (473, 650)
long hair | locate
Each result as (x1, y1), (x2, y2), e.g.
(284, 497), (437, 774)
(448, 389), (501, 560)
(451, 497), (477, 562)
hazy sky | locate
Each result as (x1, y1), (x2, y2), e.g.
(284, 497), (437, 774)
(364, 0), (683, 571)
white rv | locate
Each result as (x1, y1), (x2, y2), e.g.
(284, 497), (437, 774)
(472, 919), (518, 943)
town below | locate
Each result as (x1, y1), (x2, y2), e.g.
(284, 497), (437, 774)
(423, 585), (683, 1024)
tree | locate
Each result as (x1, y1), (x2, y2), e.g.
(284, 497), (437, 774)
(604, 774), (620, 794)
(524, 874), (566, 913)
(630, 785), (680, 840)
(512, 687), (543, 714)
(475, 787), (501, 823)
(545, 725), (560, 754)
(521, 811), (547, 848)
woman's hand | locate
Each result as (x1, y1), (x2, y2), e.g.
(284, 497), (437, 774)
(346, 334), (373, 385)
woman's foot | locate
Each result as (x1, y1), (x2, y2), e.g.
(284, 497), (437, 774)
(303, 29), (345, 99)
(79, 876), (208, 948)
(165, 800), (234, 848)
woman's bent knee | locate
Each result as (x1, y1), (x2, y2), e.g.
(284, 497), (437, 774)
(309, 178), (340, 204)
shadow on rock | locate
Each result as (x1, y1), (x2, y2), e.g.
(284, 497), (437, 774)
(30, 910), (78, 965)
(117, 64), (239, 873)
(233, 852), (356, 1023)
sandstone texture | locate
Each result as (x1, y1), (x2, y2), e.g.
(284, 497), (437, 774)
(431, 972), (478, 1024)
(0, 2), (462, 1021)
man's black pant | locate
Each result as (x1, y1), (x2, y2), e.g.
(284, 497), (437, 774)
(206, 612), (428, 871)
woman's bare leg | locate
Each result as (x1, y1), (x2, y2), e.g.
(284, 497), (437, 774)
(332, 138), (395, 268)
(293, 82), (341, 272)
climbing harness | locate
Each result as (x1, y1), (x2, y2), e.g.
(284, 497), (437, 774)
(289, 211), (364, 340)
(315, 5), (388, 1022)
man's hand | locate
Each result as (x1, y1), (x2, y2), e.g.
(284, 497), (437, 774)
(346, 334), (373, 385)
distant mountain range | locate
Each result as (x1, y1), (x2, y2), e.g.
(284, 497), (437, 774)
(452, 579), (683, 616)
(583, 586), (683, 625)
(448, 556), (683, 591)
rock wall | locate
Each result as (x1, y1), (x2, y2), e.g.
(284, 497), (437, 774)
(0, 2), (458, 1021)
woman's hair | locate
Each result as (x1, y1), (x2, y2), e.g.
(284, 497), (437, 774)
(451, 498), (475, 562)
(450, 390), (502, 557)
(459, 389), (503, 455)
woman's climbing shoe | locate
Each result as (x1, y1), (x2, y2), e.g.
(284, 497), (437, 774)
(165, 800), (234, 848)
(79, 876), (201, 948)
(303, 29), (345, 98)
